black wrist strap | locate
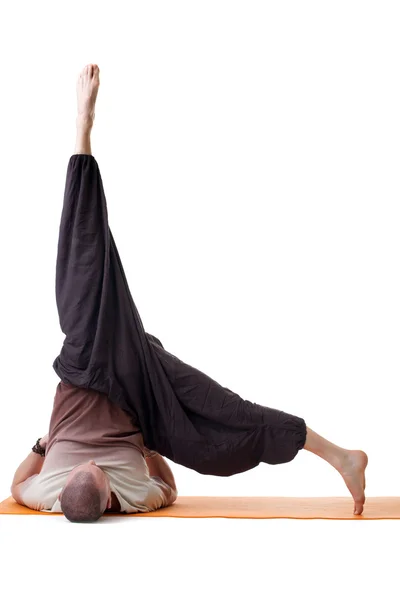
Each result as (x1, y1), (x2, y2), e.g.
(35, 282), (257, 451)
(32, 437), (46, 457)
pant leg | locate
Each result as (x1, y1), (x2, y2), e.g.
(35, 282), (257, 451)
(53, 154), (150, 426)
(150, 342), (307, 475)
(53, 154), (109, 386)
(53, 154), (306, 476)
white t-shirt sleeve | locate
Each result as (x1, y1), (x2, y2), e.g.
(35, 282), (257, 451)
(14, 474), (46, 511)
(14, 473), (63, 512)
(144, 476), (178, 510)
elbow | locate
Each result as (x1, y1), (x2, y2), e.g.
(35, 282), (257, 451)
(10, 487), (23, 506)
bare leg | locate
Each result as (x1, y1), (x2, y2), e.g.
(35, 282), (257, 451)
(304, 427), (368, 515)
(75, 64), (100, 155)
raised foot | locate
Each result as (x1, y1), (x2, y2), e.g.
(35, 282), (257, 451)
(76, 64), (100, 128)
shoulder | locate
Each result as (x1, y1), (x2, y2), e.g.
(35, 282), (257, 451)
(11, 473), (61, 511)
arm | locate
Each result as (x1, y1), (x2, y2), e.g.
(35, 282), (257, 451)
(11, 436), (48, 490)
(145, 453), (177, 493)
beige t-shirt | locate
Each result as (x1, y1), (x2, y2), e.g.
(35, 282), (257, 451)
(17, 382), (177, 513)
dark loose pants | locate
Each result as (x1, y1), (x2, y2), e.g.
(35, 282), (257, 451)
(53, 154), (307, 476)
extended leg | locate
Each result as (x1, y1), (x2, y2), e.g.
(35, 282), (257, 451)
(53, 64), (156, 427)
(53, 64), (112, 388)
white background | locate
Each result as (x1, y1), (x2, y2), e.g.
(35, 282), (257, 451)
(0, 1), (399, 599)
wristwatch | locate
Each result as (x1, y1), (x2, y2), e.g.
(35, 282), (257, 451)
(32, 437), (46, 457)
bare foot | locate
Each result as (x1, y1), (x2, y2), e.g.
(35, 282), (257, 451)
(76, 64), (100, 129)
(339, 450), (368, 515)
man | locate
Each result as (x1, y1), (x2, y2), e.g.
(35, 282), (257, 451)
(11, 65), (368, 522)
(11, 383), (177, 521)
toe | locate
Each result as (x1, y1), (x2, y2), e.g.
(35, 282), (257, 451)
(354, 495), (365, 515)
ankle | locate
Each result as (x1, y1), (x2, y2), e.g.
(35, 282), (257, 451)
(76, 115), (94, 132)
(330, 449), (348, 473)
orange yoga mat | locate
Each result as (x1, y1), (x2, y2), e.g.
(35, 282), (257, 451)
(1, 496), (399, 519)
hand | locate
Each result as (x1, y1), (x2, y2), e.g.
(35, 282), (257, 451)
(39, 434), (49, 449)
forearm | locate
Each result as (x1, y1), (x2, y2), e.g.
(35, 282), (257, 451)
(11, 451), (45, 487)
(145, 453), (177, 491)
(12, 436), (47, 487)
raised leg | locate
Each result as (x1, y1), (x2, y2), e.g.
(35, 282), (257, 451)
(53, 64), (109, 387)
